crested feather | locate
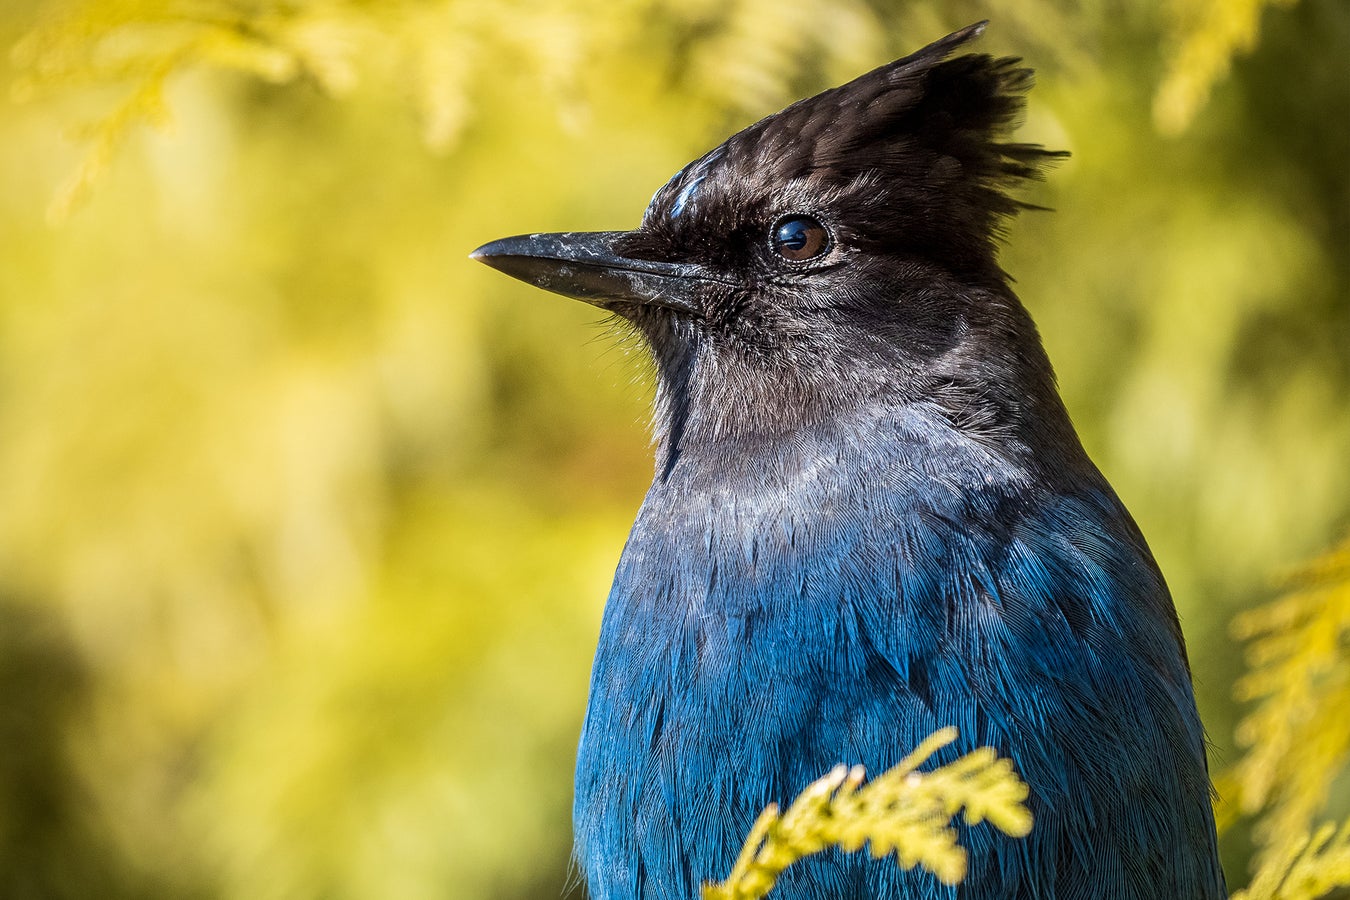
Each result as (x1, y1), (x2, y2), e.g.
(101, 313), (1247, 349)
(644, 21), (1067, 281)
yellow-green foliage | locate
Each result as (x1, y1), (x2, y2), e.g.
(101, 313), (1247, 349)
(1214, 538), (1350, 900)
(1154, 0), (1300, 133)
(703, 728), (1033, 900)
(1225, 541), (1350, 857)
(1233, 818), (1350, 900)
(12, 0), (603, 220)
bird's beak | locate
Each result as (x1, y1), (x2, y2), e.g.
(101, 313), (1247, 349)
(470, 231), (710, 315)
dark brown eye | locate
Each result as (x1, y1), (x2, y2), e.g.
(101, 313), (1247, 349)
(770, 216), (829, 261)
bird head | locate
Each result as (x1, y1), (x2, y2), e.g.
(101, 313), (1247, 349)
(473, 23), (1069, 456)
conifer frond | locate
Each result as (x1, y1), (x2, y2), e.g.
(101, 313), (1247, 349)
(702, 727), (1033, 900)
(1227, 539), (1350, 859)
(12, 0), (593, 219)
(1153, 0), (1300, 133)
(14, 1), (324, 219)
(1232, 817), (1350, 900)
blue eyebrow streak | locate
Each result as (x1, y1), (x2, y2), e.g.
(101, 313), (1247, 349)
(670, 176), (706, 219)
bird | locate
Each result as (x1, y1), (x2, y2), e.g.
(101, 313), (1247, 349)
(471, 21), (1226, 900)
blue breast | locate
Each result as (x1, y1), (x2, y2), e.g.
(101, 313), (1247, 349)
(573, 406), (1225, 899)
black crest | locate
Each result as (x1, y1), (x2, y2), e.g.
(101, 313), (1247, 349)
(644, 22), (1065, 278)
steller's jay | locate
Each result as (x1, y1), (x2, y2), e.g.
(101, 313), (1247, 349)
(472, 22), (1226, 900)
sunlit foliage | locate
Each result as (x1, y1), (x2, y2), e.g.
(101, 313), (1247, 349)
(1154, 0), (1300, 132)
(1, 1), (1347, 898)
(1231, 818), (1350, 900)
(1224, 540), (1350, 864)
(702, 728), (1032, 900)
(13, 0), (602, 219)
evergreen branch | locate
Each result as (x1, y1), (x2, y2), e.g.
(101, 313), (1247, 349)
(702, 727), (1033, 900)
(1153, 0), (1301, 133)
(1233, 817), (1350, 900)
(10, 0), (589, 217)
(1225, 539), (1350, 859)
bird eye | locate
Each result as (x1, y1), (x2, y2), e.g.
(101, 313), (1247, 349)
(770, 216), (829, 262)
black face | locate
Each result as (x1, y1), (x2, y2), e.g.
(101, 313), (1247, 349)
(606, 152), (979, 374)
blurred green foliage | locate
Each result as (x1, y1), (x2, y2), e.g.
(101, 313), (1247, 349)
(1232, 818), (1350, 900)
(0, 1), (1346, 897)
(1221, 539), (1350, 876)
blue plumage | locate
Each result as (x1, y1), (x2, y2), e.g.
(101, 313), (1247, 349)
(575, 407), (1222, 898)
(473, 20), (1226, 900)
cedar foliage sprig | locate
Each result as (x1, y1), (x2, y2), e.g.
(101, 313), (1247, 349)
(1224, 540), (1350, 861)
(702, 727), (1033, 900)
(1232, 818), (1350, 900)
(1154, 0), (1301, 132)
(11, 0), (592, 220)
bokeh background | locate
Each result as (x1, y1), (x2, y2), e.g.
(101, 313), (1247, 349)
(0, 0), (1347, 897)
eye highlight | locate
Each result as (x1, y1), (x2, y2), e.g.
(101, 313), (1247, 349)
(770, 216), (829, 262)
